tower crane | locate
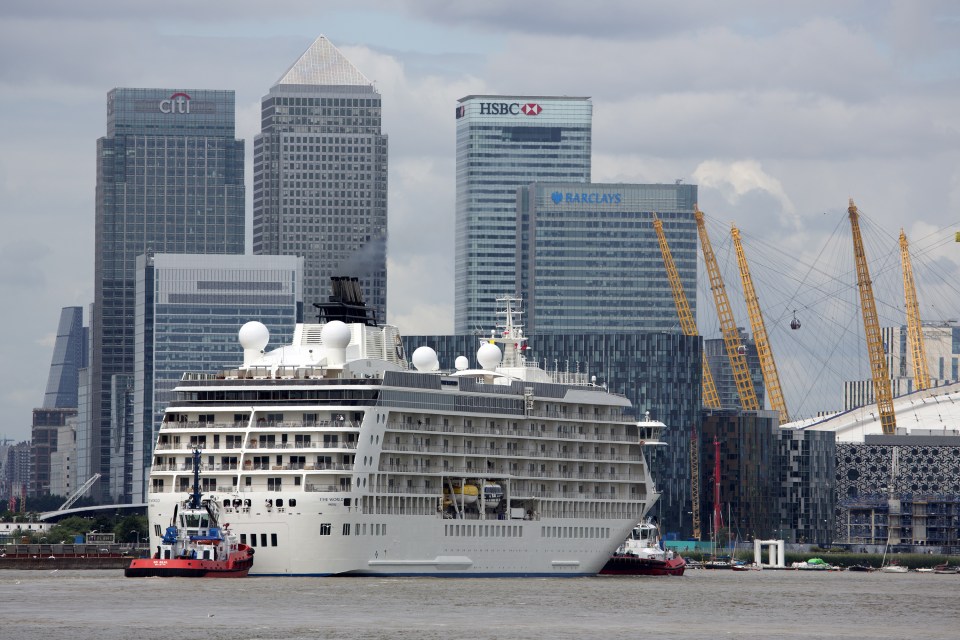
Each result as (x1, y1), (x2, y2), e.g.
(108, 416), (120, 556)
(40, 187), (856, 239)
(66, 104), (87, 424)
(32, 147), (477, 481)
(695, 206), (760, 411)
(731, 225), (790, 424)
(848, 199), (896, 434)
(652, 213), (722, 409)
(900, 229), (931, 390)
(651, 212), (715, 540)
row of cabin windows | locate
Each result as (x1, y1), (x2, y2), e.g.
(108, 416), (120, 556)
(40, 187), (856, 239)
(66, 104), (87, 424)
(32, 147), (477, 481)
(241, 533), (278, 547)
(169, 412), (364, 424)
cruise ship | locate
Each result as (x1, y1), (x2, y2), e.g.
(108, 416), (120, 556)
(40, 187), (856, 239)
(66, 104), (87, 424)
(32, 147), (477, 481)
(147, 280), (665, 576)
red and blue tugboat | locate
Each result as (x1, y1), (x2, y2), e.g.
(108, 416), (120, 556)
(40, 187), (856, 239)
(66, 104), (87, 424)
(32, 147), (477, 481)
(126, 450), (254, 578)
(600, 521), (686, 576)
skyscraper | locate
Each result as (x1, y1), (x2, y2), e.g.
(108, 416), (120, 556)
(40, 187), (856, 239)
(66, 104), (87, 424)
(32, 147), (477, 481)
(253, 35), (387, 319)
(455, 95), (592, 333)
(132, 253), (303, 500)
(43, 306), (87, 409)
(516, 182), (698, 333)
(91, 88), (245, 502)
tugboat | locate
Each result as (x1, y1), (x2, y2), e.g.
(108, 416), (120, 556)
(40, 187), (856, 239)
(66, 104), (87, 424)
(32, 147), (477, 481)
(126, 450), (254, 578)
(600, 520), (686, 576)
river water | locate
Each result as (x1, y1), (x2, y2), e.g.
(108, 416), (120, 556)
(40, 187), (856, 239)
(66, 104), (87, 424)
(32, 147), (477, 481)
(0, 569), (955, 639)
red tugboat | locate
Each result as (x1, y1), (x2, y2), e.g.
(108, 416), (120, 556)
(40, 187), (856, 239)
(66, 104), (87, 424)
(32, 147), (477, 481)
(600, 521), (686, 576)
(126, 450), (253, 578)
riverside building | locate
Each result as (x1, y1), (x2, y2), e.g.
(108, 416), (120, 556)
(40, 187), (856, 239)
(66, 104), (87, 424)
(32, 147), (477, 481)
(253, 36), (387, 318)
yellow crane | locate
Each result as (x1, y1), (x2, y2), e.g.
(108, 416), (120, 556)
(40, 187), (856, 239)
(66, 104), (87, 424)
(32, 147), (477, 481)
(652, 213), (722, 409)
(695, 206), (760, 411)
(731, 225), (790, 424)
(652, 212), (714, 540)
(900, 229), (931, 391)
(848, 199), (896, 434)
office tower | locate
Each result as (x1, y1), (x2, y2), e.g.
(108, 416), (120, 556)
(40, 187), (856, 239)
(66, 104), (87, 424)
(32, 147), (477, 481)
(253, 35), (387, 319)
(132, 253), (303, 501)
(43, 307), (87, 409)
(455, 95), (592, 333)
(92, 88), (245, 502)
(516, 182), (697, 333)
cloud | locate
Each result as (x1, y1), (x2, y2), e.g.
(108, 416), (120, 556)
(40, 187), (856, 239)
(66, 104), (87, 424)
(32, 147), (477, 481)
(693, 159), (797, 224)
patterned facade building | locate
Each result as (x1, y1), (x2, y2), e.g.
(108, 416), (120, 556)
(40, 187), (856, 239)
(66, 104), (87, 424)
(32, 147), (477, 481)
(253, 36), (387, 317)
(704, 329), (765, 411)
(836, 435), (960, 548)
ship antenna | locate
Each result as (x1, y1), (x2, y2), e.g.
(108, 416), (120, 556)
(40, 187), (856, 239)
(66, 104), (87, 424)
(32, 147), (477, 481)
(189, 448), (202, 509)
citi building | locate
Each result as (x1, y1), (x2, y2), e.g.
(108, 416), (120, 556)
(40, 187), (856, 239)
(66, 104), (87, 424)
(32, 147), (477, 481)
(455, 95), (591, 333)
(91, 88), (245, 501)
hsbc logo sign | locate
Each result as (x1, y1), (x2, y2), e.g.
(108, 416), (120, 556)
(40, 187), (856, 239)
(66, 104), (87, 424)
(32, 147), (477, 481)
(478, 102), (543, 116)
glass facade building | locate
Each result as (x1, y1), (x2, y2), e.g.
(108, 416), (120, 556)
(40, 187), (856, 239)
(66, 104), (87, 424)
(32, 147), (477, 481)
(455, 96), (592, 334)
(704, 330), (766, 410)
(516, 183), (698, 333)
(92, 87), (245, 502)
(403, 331), (703, 538)
(253, 36), (387, 319)
(132, 253), (303, 501)
(42, 307), (87, 409)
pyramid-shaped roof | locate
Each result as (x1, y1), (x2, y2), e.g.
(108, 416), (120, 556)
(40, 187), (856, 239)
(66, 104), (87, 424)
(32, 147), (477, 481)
(275, 35), (372, 87)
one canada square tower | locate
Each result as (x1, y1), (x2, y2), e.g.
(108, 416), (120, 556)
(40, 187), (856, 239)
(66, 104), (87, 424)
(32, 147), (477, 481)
(253, 36), (388, 319)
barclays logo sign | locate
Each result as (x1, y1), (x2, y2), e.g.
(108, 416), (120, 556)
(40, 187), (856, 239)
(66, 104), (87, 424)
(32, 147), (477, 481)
(550, 191), (622, 205)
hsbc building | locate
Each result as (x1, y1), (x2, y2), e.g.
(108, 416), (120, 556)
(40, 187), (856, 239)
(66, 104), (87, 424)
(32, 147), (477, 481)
(454, 95), (592, 333)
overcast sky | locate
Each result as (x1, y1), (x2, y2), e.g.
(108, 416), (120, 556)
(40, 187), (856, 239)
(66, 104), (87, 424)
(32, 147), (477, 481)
(2, 1), (960, 441)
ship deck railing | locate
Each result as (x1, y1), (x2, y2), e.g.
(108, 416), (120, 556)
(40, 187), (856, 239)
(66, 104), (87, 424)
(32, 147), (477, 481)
(160, 420), (363, 431)
(154, 441), (359, 452)
(377, 465), (648, 482)
(385, 421), (639, 443)
(379, 443), (645, 463)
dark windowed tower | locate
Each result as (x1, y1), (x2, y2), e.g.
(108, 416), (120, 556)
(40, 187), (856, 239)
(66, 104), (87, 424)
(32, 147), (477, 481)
(91, 88), (245, 502)
(253, 35), (388, 320)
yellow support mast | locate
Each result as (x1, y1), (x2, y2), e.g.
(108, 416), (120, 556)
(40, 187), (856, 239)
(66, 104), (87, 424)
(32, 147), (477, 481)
(652, 213), (722, 409)
(731, 225), (790, 424)
(652, 212), (712, 540)
(848, 199), (896, 434)
(695, 206), (760, 411)
(900, 229), (931, 391)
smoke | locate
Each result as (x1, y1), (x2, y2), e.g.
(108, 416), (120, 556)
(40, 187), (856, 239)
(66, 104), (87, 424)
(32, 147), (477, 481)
(339, 235), (387, 277)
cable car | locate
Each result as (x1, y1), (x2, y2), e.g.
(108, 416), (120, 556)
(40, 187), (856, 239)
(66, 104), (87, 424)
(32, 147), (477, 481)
(737, 344), (747, 356)
(790, 310), (801, 330)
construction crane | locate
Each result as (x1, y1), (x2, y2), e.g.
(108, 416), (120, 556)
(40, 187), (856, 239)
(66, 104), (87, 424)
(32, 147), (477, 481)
(900, 229), (931, 391)
(695, 206), (760, 411)
(652, 213), (722, 409)
(848, 199), (896, 434)
(731, 224), (790, 424)
(651, 212), (712, 540)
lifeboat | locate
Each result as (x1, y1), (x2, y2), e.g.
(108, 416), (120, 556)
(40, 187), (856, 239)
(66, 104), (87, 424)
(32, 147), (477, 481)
(443, 483), (479, 505)
(482, 483), (503, 510)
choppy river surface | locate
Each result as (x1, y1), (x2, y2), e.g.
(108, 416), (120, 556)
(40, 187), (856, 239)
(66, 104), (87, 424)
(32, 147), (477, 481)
(1, 568), (956, 639)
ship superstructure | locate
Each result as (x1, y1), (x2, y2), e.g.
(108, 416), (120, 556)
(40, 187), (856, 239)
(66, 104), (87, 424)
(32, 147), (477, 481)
(147, 286), (664, 576)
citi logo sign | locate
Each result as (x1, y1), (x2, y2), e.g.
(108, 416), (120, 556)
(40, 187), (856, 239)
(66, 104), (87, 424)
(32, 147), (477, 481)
(478, 102), (542, 116)
(159, 92), (191, 114)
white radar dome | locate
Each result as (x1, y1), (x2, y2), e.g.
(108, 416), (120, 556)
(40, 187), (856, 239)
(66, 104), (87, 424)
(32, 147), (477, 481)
(238, 321), (270, 351)
(477, 342), (502, 370)
(454, 355), (470, 371)
(411, 346), (440, 372)
(320, 320), (352, 349)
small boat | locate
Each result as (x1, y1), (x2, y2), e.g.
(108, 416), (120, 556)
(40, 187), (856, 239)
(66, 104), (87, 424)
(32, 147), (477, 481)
(846, 564), (875, 572)
(482, 483), (504, 510)
(126, 450), (254, 578)
(731, 562), (762, 572)
(916, 567), (935, 574)
(933, 563), (959, 574)
(600, 521), (686, 576)
(443, 482), (479, 506)
(880, 562), (909, 574)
